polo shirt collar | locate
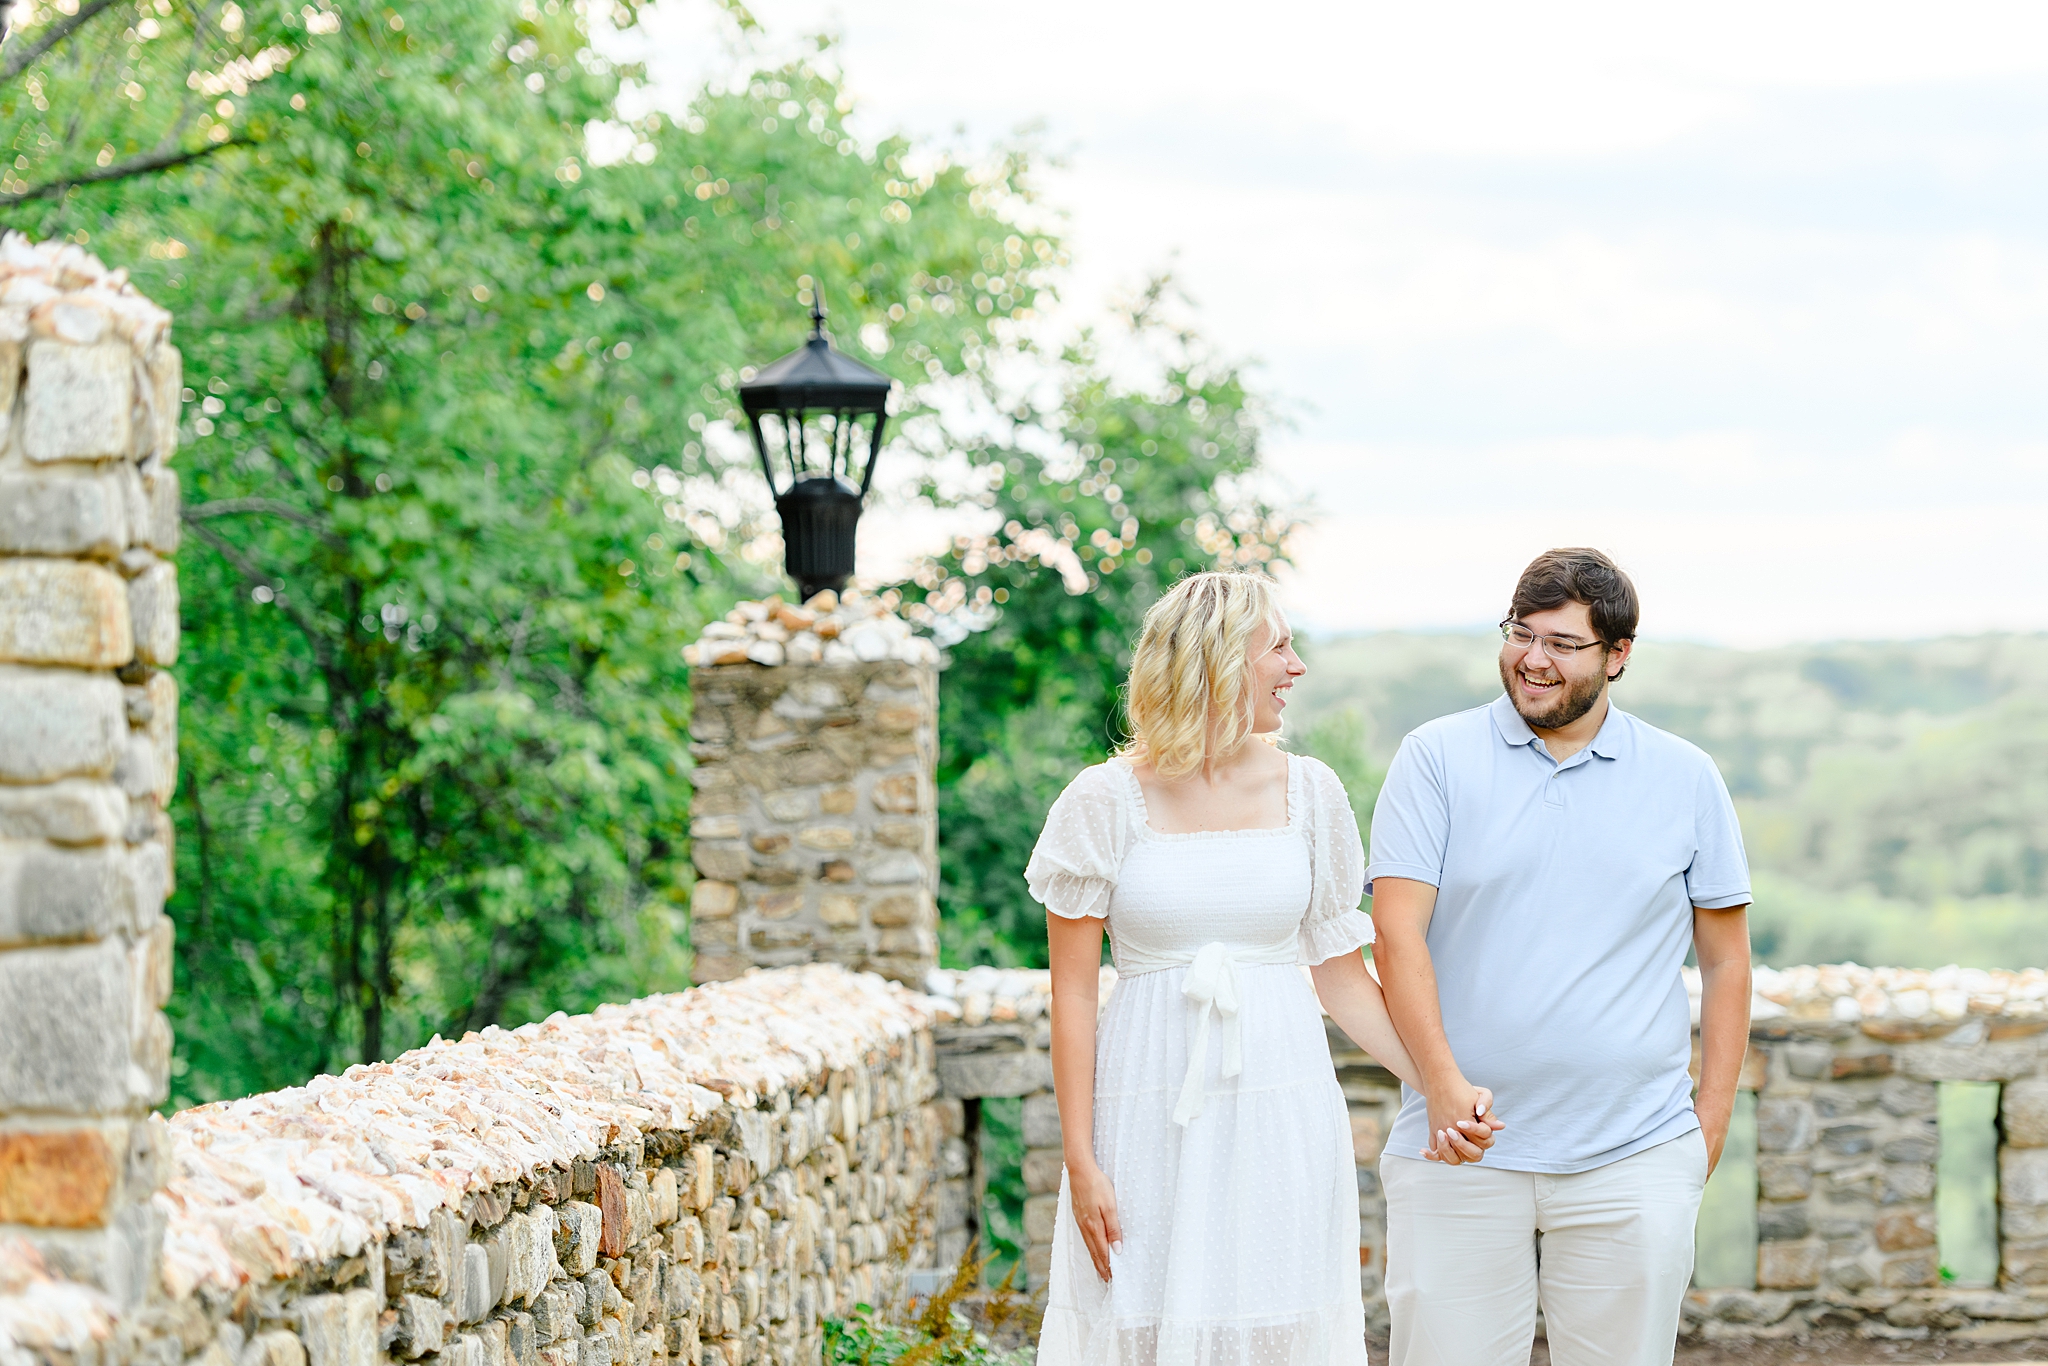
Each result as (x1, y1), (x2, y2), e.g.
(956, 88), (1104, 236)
(1489, 692), (1539, 748)
(1586, 701), (1630, 760)
(1488, 691), (1632, 760)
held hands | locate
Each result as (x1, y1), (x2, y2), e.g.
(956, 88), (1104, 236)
(1068, 1159), (1122, 1281)
(1420, 1082), (1506, 1165)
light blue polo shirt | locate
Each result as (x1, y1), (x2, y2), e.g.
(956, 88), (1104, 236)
(1367, 693), (1751, 1174)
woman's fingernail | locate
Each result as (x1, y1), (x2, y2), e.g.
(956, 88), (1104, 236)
(1112, 1241), (1124, 1255)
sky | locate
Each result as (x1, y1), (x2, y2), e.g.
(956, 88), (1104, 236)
(631, 1), (2048, 646)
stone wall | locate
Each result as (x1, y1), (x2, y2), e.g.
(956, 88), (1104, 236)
(0, 967), (948, 1366)
(920, 969), (1061, 1288)
(1683, 964), (2048, 1345)
(0, 236), (183, 1311)
(915, 963), (2048, 1347)
(685, 593), (939, 988)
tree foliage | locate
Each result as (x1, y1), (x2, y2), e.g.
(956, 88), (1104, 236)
(5, 0), (1294, 1100)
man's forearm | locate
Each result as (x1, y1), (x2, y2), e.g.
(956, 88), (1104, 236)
(1695, 956), (1750, 1115)
(1375, 931), (1464, 1091)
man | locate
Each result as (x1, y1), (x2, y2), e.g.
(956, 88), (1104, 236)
(1368, 547), (1752, 1366)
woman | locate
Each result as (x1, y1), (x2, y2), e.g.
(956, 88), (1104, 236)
(1028, 572), (1501, 1366)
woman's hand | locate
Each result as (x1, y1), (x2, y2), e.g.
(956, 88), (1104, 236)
(1067, 1159), (1123, 1281)
(1421, 1086), (1506, 1164)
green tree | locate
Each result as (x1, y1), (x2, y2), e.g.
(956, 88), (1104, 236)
(6, 0), (1303, 1102)
(0, 0), (275, 210)
(5, 0), (1067, 1102)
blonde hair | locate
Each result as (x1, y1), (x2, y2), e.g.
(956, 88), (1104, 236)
(1118, 571), (1285, 780)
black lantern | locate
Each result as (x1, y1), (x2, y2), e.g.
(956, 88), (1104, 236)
(739, 294), (894, 603)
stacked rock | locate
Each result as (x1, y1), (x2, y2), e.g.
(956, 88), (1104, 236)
(687, 595), (942, 989)
(1750, 964), (2048, 1026)
(4, 966), (951, 1366)
(0, 236), (181, 1309)
(681, 591), (940, 670)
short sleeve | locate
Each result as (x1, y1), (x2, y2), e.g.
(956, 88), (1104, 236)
(1364, 733), (1451, 895)
(1025, 764), (1129, 920)
(1685, 757), (1752, 909)
(1298, 757), (1375, 965)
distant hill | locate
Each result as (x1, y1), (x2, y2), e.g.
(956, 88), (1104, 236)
(1287, 632), (2048, 970)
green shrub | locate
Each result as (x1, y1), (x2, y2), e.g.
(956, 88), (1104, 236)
(823, 1245), (1036, 1366)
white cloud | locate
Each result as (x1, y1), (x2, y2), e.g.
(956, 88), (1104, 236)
(640, 0), (2048, 642)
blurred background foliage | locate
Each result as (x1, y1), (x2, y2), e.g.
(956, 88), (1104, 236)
(0, 0), (1294, 1106)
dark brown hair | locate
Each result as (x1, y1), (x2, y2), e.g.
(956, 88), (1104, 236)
(1508, 547), (1639, 648)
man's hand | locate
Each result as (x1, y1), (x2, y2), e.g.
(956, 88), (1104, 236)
(1698, 1100), (1731, 1178)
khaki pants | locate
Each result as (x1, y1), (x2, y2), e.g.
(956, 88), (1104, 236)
(1381, 1130), (1708, 1366)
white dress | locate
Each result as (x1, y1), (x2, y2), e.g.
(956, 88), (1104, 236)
(1027, 753), (1375, 1366)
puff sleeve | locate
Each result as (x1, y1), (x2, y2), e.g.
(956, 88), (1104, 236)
(1025, 763), (1129, 919)
(1298, 757), (1375, 964)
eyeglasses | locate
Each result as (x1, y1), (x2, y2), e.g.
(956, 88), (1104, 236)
(1500, 621), (1605, 657)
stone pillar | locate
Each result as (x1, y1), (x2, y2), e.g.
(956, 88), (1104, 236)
(685, 592), (940, 987)
(2001, 1079), (2048, 1288)
(0, 237), (180, 1306)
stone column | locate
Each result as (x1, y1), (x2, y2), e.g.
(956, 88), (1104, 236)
(2000, 1078), (2048, 1290)
(0, 238), (181, 1306)
(685, 592), (940, 987)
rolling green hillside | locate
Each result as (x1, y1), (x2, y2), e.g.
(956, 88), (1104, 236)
(1288, 632), (2048, 970)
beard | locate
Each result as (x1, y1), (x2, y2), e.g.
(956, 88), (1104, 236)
(1498, 654), (1608, 731)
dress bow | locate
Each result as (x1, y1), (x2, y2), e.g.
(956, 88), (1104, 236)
(1173, 941), (1244, 1126)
